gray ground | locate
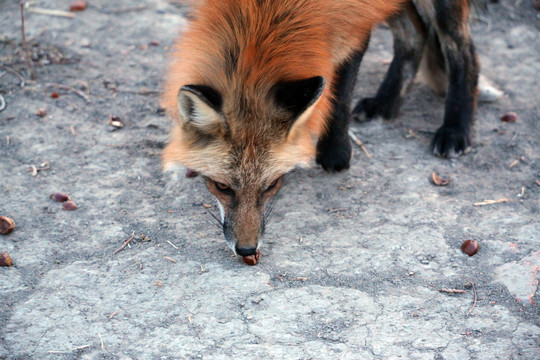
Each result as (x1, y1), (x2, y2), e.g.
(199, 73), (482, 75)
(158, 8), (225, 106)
(1, 0), (539, 359)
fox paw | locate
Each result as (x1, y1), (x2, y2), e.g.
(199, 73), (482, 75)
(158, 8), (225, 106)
(352, 97), (399, 121)
(352, 97), (380, 122)
(316, 136), (352, 172)
(431, 126), (471, 158)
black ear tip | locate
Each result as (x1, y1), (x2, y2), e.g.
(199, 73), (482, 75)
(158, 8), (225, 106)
(274, 76), (327, 118)
(179, 84), (222, 111)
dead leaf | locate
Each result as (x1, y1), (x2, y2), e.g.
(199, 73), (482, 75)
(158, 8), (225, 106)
(432, 172), (450, 186)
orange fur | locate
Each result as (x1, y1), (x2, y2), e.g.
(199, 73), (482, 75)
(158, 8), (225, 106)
(162, 0), (406, 179)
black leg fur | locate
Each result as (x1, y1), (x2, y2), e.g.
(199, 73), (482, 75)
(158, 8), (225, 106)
(316, 46), (367, 172)
(353, 4), (425, 121)
(430, 0), (479, 158)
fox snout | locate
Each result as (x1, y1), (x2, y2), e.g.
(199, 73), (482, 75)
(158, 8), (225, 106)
(203, 176), (283, 255)
(222, 208), (263, 256)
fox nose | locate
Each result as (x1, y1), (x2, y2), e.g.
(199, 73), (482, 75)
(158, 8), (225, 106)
(235, 245), (257, 256)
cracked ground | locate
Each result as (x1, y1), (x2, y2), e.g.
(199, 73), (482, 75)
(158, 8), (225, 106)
(1, 0), (539, 359)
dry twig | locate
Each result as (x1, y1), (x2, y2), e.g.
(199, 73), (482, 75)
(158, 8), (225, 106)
(47, 344), (90, 354)
(348, 130), (372, 158)
(440, 288), (467, 294)
(98, 333), (105, 350)
(327, 208), (348, 213)
(20, 3), (37, 80)
(27, 7), (76, 18)
(0, 65), (25, 87)
(473, 198), (510, 206)
(99, 5), (147, 14)
(466, 282), (477, 316)
(46, 83), (92, 103)
(114, 234), (135, 255)
(429, 284), (467, 294)
(163, 256), (177, 263)
(28, 161), (50, 176)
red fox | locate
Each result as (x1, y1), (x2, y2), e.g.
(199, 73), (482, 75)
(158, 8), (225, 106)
(163, 0), (482, 257)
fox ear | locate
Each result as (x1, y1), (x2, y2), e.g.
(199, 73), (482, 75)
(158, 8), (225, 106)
(273, 76), (326, 119)
(178, 85), (224, 133)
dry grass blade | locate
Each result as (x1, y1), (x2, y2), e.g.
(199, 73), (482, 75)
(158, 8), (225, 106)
(27, 7), (76, 18)
(20, 3), (37, 80)
(473, 198), (510, 206)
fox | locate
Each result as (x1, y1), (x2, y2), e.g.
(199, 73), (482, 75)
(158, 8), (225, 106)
(162, 0), (486, 257)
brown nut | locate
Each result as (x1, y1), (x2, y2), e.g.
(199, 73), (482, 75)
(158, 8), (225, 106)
(51, 92), (59, 99)
(69, 0), (87, 11)
(62, 200), (78, 211)
(50, 192), (70, 203)
(461, 240), (479, 256)
(242, 250), (260, 266)
(0, 252), (12, 266)
(501, 112), (518, 123)
(0, 217), (15, 235)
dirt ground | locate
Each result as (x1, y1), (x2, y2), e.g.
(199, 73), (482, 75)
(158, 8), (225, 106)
(0, 0), (539, 359)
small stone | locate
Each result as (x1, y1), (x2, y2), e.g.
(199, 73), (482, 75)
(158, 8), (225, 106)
(108, 116), (124, 129)
(36, 108), (47, 117)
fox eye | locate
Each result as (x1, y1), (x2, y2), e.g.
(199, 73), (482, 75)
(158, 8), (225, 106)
(265, 178), (280, 192)
(214, 181), (232, 194)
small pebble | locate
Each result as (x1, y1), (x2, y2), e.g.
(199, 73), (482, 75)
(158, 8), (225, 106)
(36, 108), (47, 117)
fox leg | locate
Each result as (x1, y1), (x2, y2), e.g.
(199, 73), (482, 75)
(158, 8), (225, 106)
(352, 4), (425, 121)
(428, 0), (479, 157)
(316, 46), (367, 172)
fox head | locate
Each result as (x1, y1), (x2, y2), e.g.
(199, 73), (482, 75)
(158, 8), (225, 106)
(163, 76), (328, 255)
